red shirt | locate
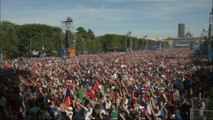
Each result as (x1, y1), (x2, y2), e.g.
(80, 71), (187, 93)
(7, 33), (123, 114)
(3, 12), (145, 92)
(93, 83), (99, 92)
(86, 92), (96, 99)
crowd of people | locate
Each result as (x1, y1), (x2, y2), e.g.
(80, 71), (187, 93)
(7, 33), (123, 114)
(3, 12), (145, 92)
(0, 48), (212, 120)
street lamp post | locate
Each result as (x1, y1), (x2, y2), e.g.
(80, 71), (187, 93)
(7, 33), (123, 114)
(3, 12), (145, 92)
(146, 39), (149, 50)
(60, 32), (63, 50)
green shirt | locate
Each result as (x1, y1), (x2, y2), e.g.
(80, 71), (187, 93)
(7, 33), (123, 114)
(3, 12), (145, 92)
(78, 89), (86, 102)
(111, 109), (118, 119)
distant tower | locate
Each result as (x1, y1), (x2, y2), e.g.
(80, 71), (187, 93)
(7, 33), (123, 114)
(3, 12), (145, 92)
(208, 0), (213, 43)
(178, 23), (185, 38)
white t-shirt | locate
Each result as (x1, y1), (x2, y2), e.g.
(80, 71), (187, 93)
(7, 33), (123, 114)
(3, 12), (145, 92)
(146, 104), (152, 115)
(84, 107), (93, 120)
(125, 98), (129, 104)
(65, 107), (73, 120)
(105, 101), (111, 109)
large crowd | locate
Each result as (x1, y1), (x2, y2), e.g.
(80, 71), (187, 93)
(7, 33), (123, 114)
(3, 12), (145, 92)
(0, 48), (213, 120)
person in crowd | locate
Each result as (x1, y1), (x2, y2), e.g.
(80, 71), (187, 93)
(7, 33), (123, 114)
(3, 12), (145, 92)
(0, 48), (212, 120)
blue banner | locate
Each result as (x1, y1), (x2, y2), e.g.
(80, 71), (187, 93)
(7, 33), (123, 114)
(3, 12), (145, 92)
(192, 44), (200, 51)
(208, 48), (213, 61)
(39, 53), (46, 58)
(154, 43), (162, 51)
(0, 51), (3, 60)
(60, 49), (69, 57)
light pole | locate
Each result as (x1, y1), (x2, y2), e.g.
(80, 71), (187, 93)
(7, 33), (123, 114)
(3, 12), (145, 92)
(41, 32), (44, 56)
(73, 32), (76, 50)
(146, 39), (148, 50)
(29, 38), (31, 56)
(28, 28), (32, 57)
(0, 0), (2, 51)
(60, 32), (63, 50)
(126, 31), (132, 51)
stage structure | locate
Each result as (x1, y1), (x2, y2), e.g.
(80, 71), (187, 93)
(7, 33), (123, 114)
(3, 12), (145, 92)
(60, 17), (75, 57)
(208, 0), (213, 60)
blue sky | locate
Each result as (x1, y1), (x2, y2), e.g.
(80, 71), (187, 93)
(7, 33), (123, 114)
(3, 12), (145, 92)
(1, 0), (211, 38)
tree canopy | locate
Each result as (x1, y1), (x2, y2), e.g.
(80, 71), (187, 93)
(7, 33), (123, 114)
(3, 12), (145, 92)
(0, 21), (169, 57)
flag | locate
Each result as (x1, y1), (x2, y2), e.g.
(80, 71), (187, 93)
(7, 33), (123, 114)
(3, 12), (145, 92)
(86, 91), (96, 99)
(93, 83), (99, 92)
(63, 96), (74, 110)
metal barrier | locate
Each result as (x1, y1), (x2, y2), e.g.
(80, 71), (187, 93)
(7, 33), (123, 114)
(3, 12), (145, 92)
(192, 98), (210, 109)
(190, 109), (213, 120)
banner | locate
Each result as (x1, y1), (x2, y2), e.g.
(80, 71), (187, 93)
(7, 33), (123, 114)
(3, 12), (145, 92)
(60, 49), (69, 57)
(70, 49), (75, 58)
(154, 43), (162, 51)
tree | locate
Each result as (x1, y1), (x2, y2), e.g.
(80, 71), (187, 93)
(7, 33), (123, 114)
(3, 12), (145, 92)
(0, 20), (170, 57)
(75, 27), (96, 54)
(16, 24), (33, 56)
(1, 27), (19, 56)
(76, 27), (88, 41)
(87, 29), (95, 40)
(75, 33), (85, 54)
(0, 21), (19, 57)
(16, 24), (62, 56)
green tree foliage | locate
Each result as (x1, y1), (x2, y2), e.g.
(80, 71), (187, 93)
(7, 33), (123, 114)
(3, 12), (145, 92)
(16, 23), (62, 56)
(1, 27), (19, 56)
(0, 21), (19, 57)
(75, 27), (97, 54)
(98, 34), (126, 52)
(76, 27), (88, 41)
(0, 22), (62, 57)
(87, 29), (95, 40)
(0, 21), (169, 57)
